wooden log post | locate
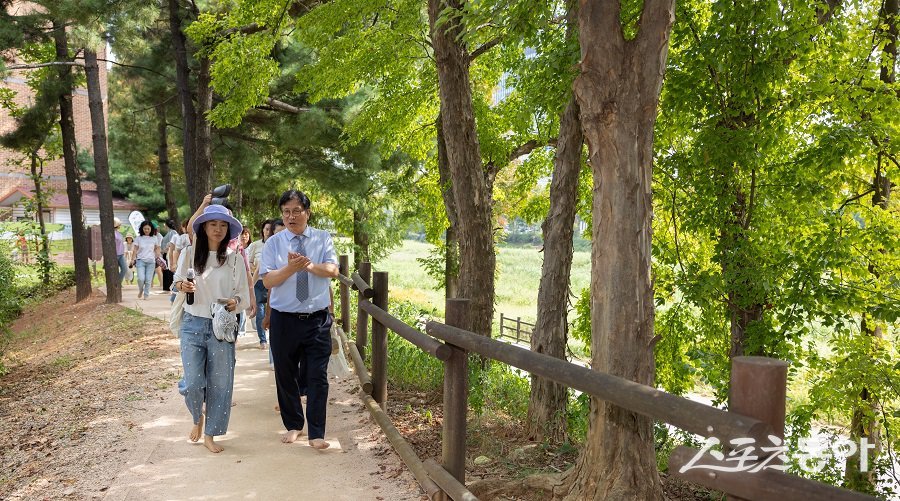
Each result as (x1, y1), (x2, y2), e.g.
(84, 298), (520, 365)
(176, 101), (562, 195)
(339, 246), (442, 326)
(339, 255), (350, 330)
(355, 261), (371, 360)
(516, 316), (521, 343)
(442, 298), (470, 497)
(499, 312), (505, 338)
(371, 271), (389, 410)
(729, 356), (789, 439)
(726, 356), (789, 501)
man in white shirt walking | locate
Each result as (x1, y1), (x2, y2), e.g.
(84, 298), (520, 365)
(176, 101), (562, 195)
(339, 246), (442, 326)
(260, 190), (338, 450)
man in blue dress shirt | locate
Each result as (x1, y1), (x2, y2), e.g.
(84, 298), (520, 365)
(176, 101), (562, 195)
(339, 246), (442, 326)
(261, 189), (338, 449)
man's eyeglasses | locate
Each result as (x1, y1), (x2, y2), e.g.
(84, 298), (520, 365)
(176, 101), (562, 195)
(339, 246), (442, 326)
(281, 208), (307, 218)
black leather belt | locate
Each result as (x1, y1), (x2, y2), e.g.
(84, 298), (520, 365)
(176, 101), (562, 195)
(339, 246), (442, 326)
(276, 308), (328, 320)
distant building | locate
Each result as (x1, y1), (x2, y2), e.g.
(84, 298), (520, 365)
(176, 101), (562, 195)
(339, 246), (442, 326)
(0, 2), (137, 236)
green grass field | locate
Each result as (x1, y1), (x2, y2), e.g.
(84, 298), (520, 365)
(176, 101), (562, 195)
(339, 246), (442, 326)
(372, 239), (591, 331)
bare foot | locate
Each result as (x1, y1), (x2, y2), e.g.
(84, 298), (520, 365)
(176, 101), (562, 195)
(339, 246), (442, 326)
(309, 438), (330, 450)
(281, 429), (303, 443)
(203, 434), (224, 453)
(189, 416), (203, 442)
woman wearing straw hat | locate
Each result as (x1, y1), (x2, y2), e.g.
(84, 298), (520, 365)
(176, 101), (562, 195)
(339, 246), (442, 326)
(172, 205), (250, 453)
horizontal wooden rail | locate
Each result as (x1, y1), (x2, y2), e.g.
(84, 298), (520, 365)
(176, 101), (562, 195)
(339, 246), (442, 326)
(351, 272), (375, 298)
(336, 325), (372, 394)
(361, 383), (441, 499)
(336, 272), (354, 289)
(424, 458), (478, 501)
(359, 299), (452, 361)
(668, 446), (876, 500)
(425, 320), (771, 445)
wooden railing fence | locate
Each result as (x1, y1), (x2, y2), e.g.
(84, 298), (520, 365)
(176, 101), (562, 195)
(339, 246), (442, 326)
(498, 312), (533, 345)
(335, 257), (875, 501)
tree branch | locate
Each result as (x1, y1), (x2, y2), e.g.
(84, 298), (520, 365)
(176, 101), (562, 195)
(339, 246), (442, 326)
(5, 61), (83, 70)
(264, 97), (310, 114)
(836, 188), (876, 212)
(470, 36), (502, 59)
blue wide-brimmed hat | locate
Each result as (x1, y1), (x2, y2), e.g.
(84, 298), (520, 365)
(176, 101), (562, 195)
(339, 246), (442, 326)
(192, 204), (242, 239)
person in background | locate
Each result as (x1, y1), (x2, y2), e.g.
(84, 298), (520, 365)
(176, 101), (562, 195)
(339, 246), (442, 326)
(230, 227), (253, 336)
(169, 221), (191, 274)
(131, 221), (160, 300)
(124, 235), (135, 284)
(172, 205), (249, 454)
(16, 231), (29, 264)
(246, 219), (272, 349)
(114, 218), (126, 285)
(262, 219), (286, 349)
(261, 191), (338, 450)
(153, 224), (165, 290)
(160, 218), (179, 292)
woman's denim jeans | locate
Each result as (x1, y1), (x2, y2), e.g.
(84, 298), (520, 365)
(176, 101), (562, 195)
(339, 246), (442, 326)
(135, 258), (155, 297)
(117, 254), (127, 283)
(253, 279), (268, 345)
(179, 311), (236, 436)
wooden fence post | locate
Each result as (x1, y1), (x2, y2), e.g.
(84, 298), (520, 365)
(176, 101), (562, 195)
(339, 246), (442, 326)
(499, 312), (505, 338)
(356, 261), (371, 360)
(442, 298), (470, 495)
(727, 356), (789, 501)
(516, 316), (522, 343)
(339, 255), (350, 330)
(371, 271), (389, 410)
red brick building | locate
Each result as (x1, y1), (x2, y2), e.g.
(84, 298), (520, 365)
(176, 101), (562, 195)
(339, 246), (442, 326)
(0, 2), (139, 236)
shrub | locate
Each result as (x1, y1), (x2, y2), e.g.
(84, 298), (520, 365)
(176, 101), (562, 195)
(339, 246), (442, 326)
(385, 299), (444, 392)
(0, 262), (76, 375)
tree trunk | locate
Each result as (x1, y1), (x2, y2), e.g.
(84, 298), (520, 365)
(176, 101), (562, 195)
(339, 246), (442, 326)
(436, 114), (459, 299)
(719, 182), (765, 359)
(428, 0), (494, 337)
(156, 104), (180, 229)
(352, 207), (370, 270)
(84, 48), (121, 304)
(559, 1), (673, 499)
(168, 0), (199, 210)
(527, 93), (582, 443)
(195, 56), (214, 200)
(53, 22), (91, 302)
(29, 153), (50, 284)
(444, 226), (459, 299)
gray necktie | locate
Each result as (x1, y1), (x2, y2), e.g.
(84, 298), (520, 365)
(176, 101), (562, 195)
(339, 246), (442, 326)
(295, 235), (309, 302)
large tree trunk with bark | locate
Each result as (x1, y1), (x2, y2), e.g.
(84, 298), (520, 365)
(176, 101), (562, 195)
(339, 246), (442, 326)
(527, 2), (582, 443)
(428, 0), (494, 337)
(558, 1), (673, 499)
(195, 56), (214, 199)
(53, 22), (91, 302)
(156, 104), (180, 229)
(436, 114), (459, 299)
(84, 48), (121, 304)
(527, 95), (582, 443)
(168, 0), (199, 210)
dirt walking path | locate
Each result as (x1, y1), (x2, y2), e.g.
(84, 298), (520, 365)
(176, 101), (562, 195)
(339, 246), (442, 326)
(0, 284), (423, 500)
(105, 284), (422, 500)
